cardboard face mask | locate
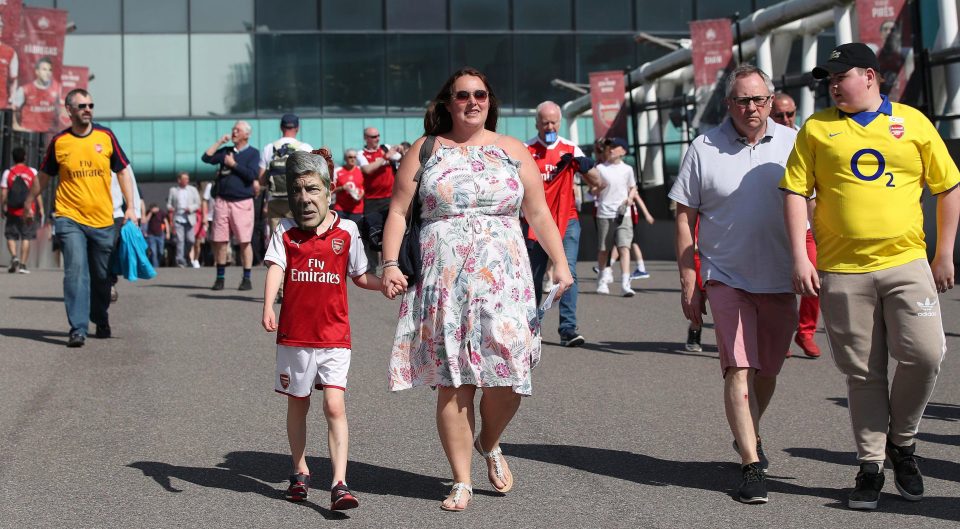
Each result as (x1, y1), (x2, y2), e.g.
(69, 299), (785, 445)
(288, 173), (330, 231)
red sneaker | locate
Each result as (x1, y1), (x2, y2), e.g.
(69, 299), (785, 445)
(285, 473), (310, 502)
(794, 334), (821, 358)
(331, 481), (359, 510)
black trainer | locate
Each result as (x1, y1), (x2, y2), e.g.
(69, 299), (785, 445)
(559, 333), (585, 347)
(67, 333), (85, 348)
(284, 473), (310, 502)
(330, 481), (359, 510)
(238, 277), (253, 291)
(886, 440), (923, 501)
(95, 323), (111, 339)
(733, 438), (769, 473)
(8, 257), (19, 273)
(211, 278), (225, 291)
(738, 463), (768, 504)
(848, 462), (884, 510)
(685, 328), (702, 352)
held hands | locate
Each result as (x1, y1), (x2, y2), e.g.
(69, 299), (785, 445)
(932, 253), (955, 293)
(380, 265), (409, 300)
(262, 305), (278, 332)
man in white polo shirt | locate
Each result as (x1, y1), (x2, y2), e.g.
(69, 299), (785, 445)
(669, 64), (798, 504)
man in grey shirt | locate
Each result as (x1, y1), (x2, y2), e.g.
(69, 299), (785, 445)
(669, 64), (798, 505)
(167, 171), (201, 267)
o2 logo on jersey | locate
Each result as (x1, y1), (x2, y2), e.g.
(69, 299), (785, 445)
(850, 148), (894, 187)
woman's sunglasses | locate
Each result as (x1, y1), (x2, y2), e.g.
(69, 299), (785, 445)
(453, 89), (489, 102)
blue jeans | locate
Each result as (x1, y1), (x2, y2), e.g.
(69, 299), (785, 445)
(146, 235), (165, 268)
(527, 217), (580, 337)
(55, 217), (116, 336)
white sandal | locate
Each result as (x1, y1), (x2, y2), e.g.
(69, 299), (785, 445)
(440, 482), (473, 512)
(475, 439), (514, 493)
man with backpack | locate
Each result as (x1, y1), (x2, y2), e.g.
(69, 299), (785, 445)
(258, 114), (313, 240)
(1, 147), (42, 273)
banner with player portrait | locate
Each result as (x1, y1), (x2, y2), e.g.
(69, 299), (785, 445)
(856, 0), (913, 101)
(0, 0), (23, 109)
(13, 6), (66, 132)
(58, 65), (87, 129)
(589, 70), (627, 140)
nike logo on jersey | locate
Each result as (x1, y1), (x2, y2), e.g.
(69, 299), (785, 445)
(828, 132), (843, 138)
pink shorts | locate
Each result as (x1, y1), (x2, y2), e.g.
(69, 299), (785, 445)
(211, 197), (254, 243)
(705, 281), (798, 378)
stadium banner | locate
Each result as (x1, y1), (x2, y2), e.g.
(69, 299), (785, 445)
(58, 65), (87, 128)
(589, 70), (627, 140)
(856, 0), (913, 101)
(690, 19), (734, 88)
(14, 6), (66, 132)
(0, 0), (23, 109)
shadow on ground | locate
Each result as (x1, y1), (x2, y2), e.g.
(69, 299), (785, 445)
(8, 295), (63, 302)
(0, 327), (68, 346)
(827, 397), (960, 422)
(188, 293), (263, 303)
(129, 450), (498, 517)
(577, 340), (718, 359)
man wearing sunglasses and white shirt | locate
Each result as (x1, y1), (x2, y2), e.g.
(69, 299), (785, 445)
(670, 64), (798, 504)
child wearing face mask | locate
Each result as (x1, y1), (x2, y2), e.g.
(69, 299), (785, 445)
(261, 151), (389, 511)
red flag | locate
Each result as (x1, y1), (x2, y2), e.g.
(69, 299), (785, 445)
(0, 0), (22, 109)
(58, 65), (88, 129)
(856, 0), (912, 101)
(690, 19), (734, 88)
(589, 70), (627, 140)
(14, 7), (67, 132)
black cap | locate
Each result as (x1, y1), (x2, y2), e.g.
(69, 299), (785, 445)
(280, 113), (300, 129)
(606, 137), (629, 152)
(812, 43), (881, 80)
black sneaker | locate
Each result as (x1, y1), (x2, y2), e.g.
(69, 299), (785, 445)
(886, 440), (923, 501)
(8, 258), (19, 273)
(733, 438), (769, 473)
(331, 481), (359, 510)
(211, 278), (225, 291)
(284, 473), (310, 502)
(238, 277), (253, 291)
(685, 328), (702, 352)
(559, 333), (585, 347)
(67, 333), (85, 348)
(848, 462), (884, 510)
(95, 323), (111, 339)
(738, 463), (768, 504)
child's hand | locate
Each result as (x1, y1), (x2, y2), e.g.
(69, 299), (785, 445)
(262, 306), (277, 332)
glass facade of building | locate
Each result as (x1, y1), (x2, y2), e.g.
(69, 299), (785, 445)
(39, 0), (788, 120)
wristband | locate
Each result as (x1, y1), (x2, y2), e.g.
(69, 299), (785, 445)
(381, 259), (399, 268)
(382, 262), (399, 270)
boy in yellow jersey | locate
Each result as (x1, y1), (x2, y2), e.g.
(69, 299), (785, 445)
(23, 88), (136, 348)
(781, 43), (960, 511)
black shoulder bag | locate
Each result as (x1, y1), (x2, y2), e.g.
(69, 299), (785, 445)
(397, 135), (436, 284)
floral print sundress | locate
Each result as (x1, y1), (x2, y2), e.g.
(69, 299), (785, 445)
(388, 143), (541, 395)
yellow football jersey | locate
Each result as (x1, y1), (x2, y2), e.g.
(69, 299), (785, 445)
(41, 125), (129, 228)
(781, 100), (960, 272)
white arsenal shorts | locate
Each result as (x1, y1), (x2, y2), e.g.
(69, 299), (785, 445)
(275, 346), (351, 398)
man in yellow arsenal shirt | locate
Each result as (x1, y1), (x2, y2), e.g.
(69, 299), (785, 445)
(781, 43), (960, 511)
(24, 88), (136, 348)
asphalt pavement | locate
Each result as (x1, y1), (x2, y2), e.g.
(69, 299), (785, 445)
(1, 261), (959, 528)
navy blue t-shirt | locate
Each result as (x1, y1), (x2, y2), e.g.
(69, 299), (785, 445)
(201, 144), (260, 201)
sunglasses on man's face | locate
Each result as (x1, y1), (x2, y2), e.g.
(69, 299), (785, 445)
(772, 111), (796, 119)
(74, 103), (94, 110)
(453, 89), (488, 102)
(365, 134), (379, 139)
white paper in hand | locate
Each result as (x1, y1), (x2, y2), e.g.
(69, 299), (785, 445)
(540, 282), (562, 313)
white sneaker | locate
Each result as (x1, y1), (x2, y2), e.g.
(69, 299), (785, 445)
(621, 281), (635, 297)
(600, 267), (614, 284)
(596, 281), (610, 294)
(191, 260), (200, 268)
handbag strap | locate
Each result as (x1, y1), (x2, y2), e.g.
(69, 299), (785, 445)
(408, 135), (436, 211)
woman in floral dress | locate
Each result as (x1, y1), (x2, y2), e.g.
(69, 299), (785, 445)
(380, 68), (573, 512)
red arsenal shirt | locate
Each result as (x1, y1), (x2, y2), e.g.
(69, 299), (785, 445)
(264, 215), (369, 348)
(525, 136), (584, 239)
(19, 81), (61, 132)
(357, 146), (395, 200)
(333, 166), (364, 214)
